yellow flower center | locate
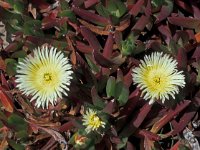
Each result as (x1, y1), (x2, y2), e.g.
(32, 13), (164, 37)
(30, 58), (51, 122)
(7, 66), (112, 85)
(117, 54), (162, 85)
(88, 114), (102, 129)
(28, 62), (62, 95)
(153, 76), (161, 84)
(143, 67), (169, 93)
(43, 73), (52, 82)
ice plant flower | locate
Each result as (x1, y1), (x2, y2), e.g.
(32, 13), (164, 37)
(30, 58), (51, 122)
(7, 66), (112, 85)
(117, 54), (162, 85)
(74, 134), (87, 145)
(132, 52), (185, 104)
(15, 46), (73, 108)
(82, 109), (105, 133)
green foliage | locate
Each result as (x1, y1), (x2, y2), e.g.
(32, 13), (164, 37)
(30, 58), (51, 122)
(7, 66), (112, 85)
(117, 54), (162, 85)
(121, 33), (135, 56)
(7, 114), (27, 130)
(0, 0), (199, 149)
(85, 55), (100, 73)
(7, 139), (25, 150)
(23, 20), (44, 36)
(106, 76), (116, 98)
(5, 58), (17, 76)
(106, 77), (129, 106)
(107, 0), (127, 18)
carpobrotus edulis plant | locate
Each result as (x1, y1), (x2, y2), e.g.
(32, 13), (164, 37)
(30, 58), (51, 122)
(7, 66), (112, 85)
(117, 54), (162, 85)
(15, 46), (73, 108)
(82, 109), (105, 133)
(132, 52), (185, 104)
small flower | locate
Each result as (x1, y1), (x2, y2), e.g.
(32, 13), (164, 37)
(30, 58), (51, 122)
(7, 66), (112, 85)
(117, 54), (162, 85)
(15, 46), (73, 108)
(74, 134), (87, 145)
(132, 52), (185, 104)
(82, 109), (105, 133)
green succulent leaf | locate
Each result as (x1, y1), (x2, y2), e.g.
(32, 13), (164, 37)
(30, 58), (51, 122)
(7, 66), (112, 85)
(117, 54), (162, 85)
(5, 58), (17, 76)
(23, 20), (44, 36)
(85, 55), (100, 73)
(7, 139), (25, 150)
(106, 76), (116, 98)
(7, 114), (28, 131)
(107, 0), (127, 18)
(121, 34), (135, 56)
(117, 85), (129, 106)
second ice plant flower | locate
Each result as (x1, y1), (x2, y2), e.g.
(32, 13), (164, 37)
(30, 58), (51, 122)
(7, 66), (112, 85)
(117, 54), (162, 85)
(15, 46), (73, 108)
(132, 52), (185, 104)
(82, 109), (105, 133)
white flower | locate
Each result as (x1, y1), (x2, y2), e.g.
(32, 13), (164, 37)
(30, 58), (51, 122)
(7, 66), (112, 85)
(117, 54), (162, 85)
(15, 46), (73, 108)
(82, 109), (105, 133)
(132, 52), (185, 104)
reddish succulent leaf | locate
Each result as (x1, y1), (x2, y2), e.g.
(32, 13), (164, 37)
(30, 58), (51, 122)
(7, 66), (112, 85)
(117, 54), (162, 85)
(31, 0), (50, 10)
(170, 140), (181, 150)
(168, 16), (200, 32)
(42, 14), (69, 30)
(116, 17), (131, 32)
(0, 89), (14, 113)
(95, 139), (106, 150)
(170, 99), (199, 136)
(151, 100), (191, 133)
(173, 31), (190, 45)
(80, 26), (101, 51)
(72, 0), (84, 7)
(110, 137), (121, 145)
(0, 57), (6, 71)
(176, 48), (187, 69)
(132, 15), (150, 32)
(192, 2), (200, 19)
(158, 25), (172, 44)
(183, 42), (198, 53)
(0, 73), (9, 90)
(174, 0), (193, 13)
(66, 36), (76, 66)
(119, 89), (140, 118)
(72, 7), (110, 26)
(67, 21), (79, 33)
(59, 121), (75, 132)
(129, 0), (144, 17)
(155, 0), (173, 23)
(101, 67), (110, 75)
(144, 0), (151, 17)
(170, 111), (196, 136)
(124, 67), (134, 88)
(103, 100), (115, 114)
(120, 103), (152, 137)
(42, 12), (59, 29)
(79, 19), (110, 35)
(25, 36), (68, 50)
(126, 141), (135, 150)
(75, 41), (93, 53)
(130, 103), (152, 128)
(93, 50), (116, 68)
(135, 129), (161, 141)
(4, 42), (23, 52)
(84, 0), (99, 8)
(192, 46), (200, 61)
(103, 33), (113, 58)
(114, 31), (122, 49)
